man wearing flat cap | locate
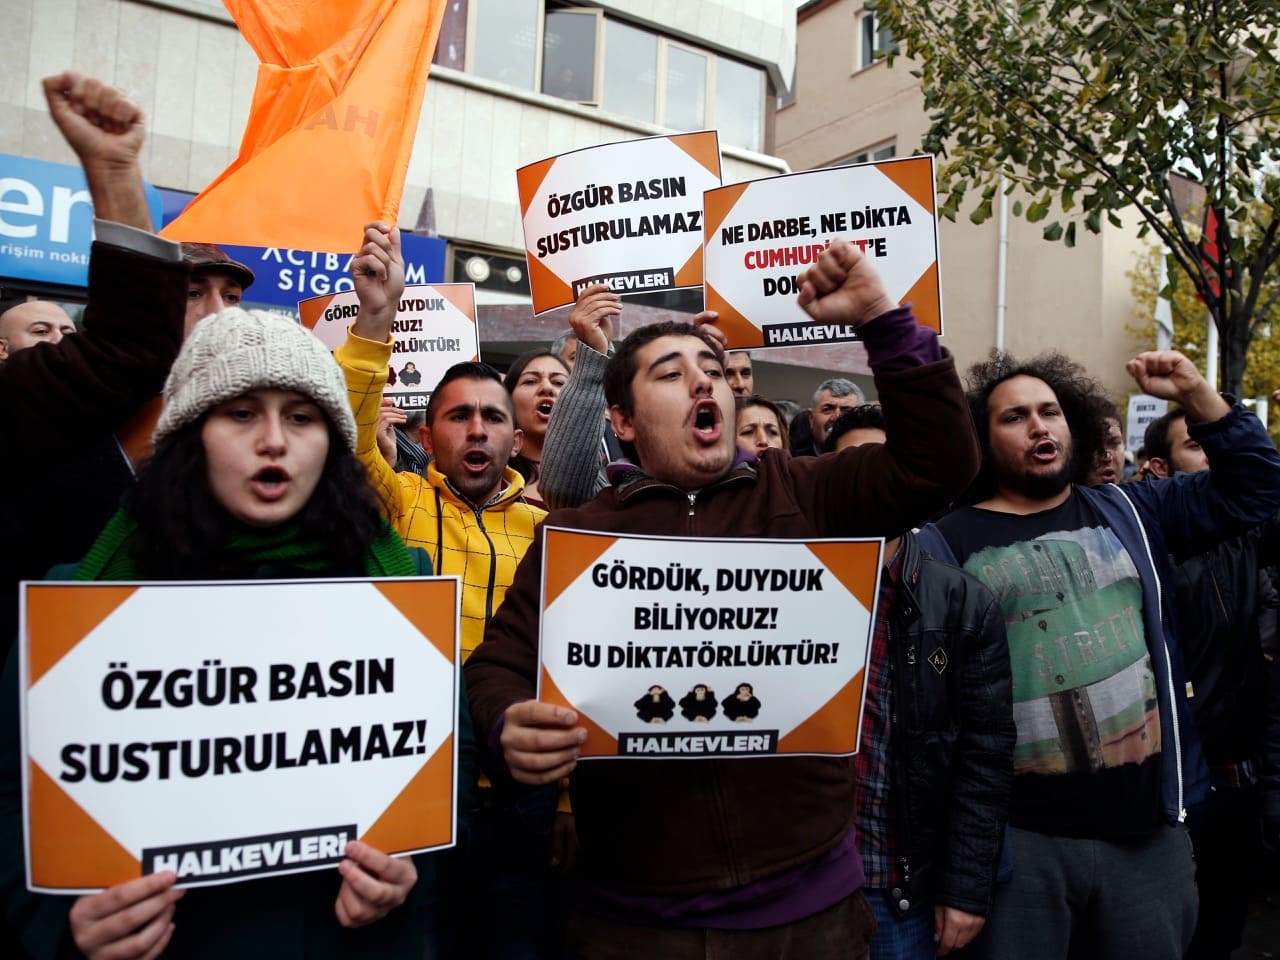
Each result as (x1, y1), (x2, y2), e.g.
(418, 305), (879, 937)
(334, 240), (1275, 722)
(179, 242), (255, 334)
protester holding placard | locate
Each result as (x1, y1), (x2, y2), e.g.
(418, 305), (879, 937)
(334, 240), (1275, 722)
(466, 240), (980, 957)
(1, 307), (473, 958)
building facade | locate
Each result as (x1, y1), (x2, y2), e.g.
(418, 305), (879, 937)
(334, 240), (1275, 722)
(777, 0), (1149, 401)
(2, 0), (877, 402)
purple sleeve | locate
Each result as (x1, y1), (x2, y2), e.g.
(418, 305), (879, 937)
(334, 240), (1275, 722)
(857, 304), (942, 371)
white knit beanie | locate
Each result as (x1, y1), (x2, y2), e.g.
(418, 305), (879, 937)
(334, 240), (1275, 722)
(153, 307), (357, 451)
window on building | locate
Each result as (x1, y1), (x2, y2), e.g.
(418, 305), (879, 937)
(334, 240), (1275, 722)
(542, 9), (600, 102)
(663, 44), (708, 132)
(602, 19), (658, 123)
(831, 142), (897, 166)
(858, 11), (895, 69)
(470, 0), (540, 90)
(434, 0), (470, 70)
(715, 55), (763, 152)
(448, 2), (766, 151)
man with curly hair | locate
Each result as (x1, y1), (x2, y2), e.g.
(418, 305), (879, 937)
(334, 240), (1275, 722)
(917, 350), (1280, 960)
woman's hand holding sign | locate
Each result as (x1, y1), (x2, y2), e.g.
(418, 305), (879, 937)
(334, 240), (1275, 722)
(569, 283), (620, 355)
(501, 701), (587, 784)
(334, 841), (417, 928)
(69, 871), (184, 960)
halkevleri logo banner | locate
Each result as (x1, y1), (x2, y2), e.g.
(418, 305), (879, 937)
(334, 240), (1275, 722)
(517, 131), (722, 314)
(300, 284), (478, 411)
(537, 529), (881, 759)
(20, 578), (460, 892)
(703, 155), (942, 350)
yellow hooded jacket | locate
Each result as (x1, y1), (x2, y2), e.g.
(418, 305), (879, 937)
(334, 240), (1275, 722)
(337, 330), (546, 659)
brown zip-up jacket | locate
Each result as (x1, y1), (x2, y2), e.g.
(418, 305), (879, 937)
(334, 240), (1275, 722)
(465, 351), (979, 896)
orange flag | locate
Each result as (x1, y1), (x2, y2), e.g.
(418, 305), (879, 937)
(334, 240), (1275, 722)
(162, 0), (445, 251)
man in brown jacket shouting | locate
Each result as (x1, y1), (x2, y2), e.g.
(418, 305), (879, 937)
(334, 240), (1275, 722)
(465, 240), (980, 959)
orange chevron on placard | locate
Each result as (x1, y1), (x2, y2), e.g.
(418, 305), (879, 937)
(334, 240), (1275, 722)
(900, 262), (942, 334)
(669, 131), (722, 180)
(433, 283), (477, 321)
(516, 157), (558, 217)
(373, 580), (459, 661)
(26, 585), (138, 686)
(703, 183), (751, 243)
(361, 734), (455, 853)
(704, 282), (765, 350)
(116, 397), (163, 471)
(29, 761), (140, 889)
(526, 253), (575, 314)
(297, 293), (337, 330)
(776, 668), (865, 754)
(539, 666), (619, 755)
(543, 529), (616, 609)
(672, 246), (704, 290)
(875, 155), (936, 217)
(805, 541), (882, 614)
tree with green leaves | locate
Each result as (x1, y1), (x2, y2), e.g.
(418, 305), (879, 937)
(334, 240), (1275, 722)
(1128, 242), (1280, 443)
(871, 0), (1280, 396)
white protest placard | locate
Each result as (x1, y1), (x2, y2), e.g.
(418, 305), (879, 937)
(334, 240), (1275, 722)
(20, 578), (459, 892)
(299, 284), (479, 411)
(1126, 394), (1169, 452)
(537, 529), (880, 759)
(516, 131), (722, 314)
(703, 156), (941, 350)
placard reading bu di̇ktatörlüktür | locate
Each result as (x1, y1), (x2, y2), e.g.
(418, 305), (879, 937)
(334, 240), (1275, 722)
(516, 131), (722, 314)
(703, 155), (941, 350)
(20, 577), (459, 892)
(537, 528), (881, 759)
(300, 283), (478, 411)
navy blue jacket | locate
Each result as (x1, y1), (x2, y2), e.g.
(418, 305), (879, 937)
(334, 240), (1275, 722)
(918, 399), (1280, 826)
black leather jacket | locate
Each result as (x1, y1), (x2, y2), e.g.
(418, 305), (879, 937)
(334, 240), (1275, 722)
(883, 532), (1015, 917)
(1172, 517), (1280, 767)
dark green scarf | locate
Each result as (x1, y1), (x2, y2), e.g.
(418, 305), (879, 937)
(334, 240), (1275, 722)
(74, 509), (416, 581)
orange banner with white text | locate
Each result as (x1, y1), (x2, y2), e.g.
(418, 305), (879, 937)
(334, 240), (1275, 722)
(162, 0), (444, 251)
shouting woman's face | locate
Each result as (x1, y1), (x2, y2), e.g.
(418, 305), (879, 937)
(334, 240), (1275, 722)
(202, 389), (330, 527)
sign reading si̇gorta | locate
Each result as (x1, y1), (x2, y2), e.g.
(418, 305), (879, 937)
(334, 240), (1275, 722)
(20, 578), (459, 892)
(538, 529), (880, 759)
(156, 187), (447, 307)
(300, 284), (479, 411)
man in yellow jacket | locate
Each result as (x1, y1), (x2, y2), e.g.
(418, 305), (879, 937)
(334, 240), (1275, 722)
(340, 221), (561, 958)
(336, 227), (544, 661)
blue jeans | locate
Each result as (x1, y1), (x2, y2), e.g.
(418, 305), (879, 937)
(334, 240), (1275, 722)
(867, 889), (935, 960)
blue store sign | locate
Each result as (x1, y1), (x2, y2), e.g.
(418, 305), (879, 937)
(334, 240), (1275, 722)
(0, 152), (163, 287)
(158, 188), (446, 308)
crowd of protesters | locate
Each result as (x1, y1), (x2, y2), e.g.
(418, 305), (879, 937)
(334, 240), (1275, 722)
(1, 70), (1277, 960)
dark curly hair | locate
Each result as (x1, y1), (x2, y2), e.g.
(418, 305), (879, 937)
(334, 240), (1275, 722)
(123, 416), (386, 578)
(963, 350), (1117, 504)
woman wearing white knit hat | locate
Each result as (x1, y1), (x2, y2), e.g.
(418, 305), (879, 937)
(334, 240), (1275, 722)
(3, 307), (474, 959)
